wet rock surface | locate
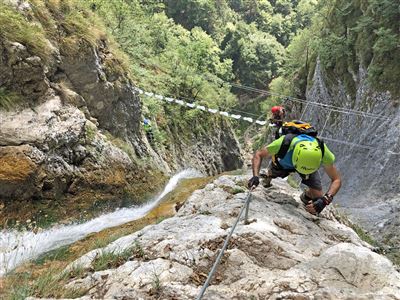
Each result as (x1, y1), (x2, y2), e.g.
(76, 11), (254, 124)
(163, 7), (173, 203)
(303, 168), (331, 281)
(54, 176), (400, 299)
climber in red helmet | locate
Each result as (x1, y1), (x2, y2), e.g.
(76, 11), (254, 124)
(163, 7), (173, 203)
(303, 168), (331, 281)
(270, 105), (286, 139)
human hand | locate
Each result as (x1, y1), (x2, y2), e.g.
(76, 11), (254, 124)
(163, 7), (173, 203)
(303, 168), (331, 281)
(248, 176), (260, 189)
(306, 198), (326, 215)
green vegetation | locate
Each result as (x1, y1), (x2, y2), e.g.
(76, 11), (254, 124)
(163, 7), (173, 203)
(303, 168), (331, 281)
(92, 248), (132, 271)
(84, 122), (97, 142)
(91, 240), (149, 272)
(199, 210), (212, 215)
(35, 246), (71, 265)
(4, 266), (86, 300)
(156, 216), (167, 224)
(334, 208), (378, 247)
(275, 0), (400, 98)
(351, 223), (378, 247)
(150, 269), (162, 296)
(0, 88), (21, 111)
(133, 240), (145, 258)
(222, 185), (246, 195)
(4, 0), (356, 137)
(221, 22), (284, 89)
(79, 0), (322, 140)
(27, 0), (108, 55)
(0, 2), (50, 61)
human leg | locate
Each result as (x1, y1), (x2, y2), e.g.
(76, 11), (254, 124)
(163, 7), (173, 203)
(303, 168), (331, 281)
(261, 162), (292, 188)
(300, 171), (323, 203)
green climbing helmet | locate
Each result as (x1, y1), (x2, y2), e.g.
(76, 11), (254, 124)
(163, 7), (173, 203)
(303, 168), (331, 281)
(292, 140), (322, 174)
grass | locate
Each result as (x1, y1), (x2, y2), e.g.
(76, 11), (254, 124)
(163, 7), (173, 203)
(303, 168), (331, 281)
(150, 269), (162, 297)
(35, 246), (71, 265)
(29, 0), (104, 54)
(1, 0), (130, 75)
(350, 223), (378, 246)
(85, 122), (97, 142)
(92, 248), (132, 271)
(91, 239), (151, 271)
(0, 88), (21, 111)
(330, 206), (400, 267)
(1, 176), (213, 298)
(4, 267), (86, 300)
(156, 216), (167, 224)
(333, 208), (378, 247)
(0, 2), (51, 61)
(133, 240), (145, 259)
(1, 235), (133, 299)
(221, 186), (245, 195)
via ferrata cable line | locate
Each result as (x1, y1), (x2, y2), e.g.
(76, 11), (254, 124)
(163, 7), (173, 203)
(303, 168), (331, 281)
(196, 188), (254, 300)
(137, 87), (400, 155)
(226, 82), (388, 120)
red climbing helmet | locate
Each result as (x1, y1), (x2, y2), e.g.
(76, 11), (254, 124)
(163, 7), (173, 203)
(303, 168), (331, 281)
(271, 106), (284, 115)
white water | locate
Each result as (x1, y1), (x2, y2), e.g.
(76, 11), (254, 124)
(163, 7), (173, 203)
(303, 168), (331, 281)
(0, 169), (202, 276)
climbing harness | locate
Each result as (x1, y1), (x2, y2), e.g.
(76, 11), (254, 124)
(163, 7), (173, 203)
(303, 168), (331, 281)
(196, 187), (254, 300)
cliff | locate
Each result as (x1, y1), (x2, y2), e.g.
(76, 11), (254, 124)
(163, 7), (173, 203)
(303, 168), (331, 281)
(0, 1), (242, 225)
(300, 60), (400, 247)
(39, 175), (400, 299)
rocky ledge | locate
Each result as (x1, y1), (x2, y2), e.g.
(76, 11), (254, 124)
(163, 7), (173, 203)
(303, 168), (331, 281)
(36, 175), (400, 299)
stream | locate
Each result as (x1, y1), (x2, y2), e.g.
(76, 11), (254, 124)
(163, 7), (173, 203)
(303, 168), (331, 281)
(0, 169), (202, 276)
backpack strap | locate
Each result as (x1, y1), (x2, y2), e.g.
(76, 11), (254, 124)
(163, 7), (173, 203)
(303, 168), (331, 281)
(276, 133), (296, 159)
(276, 135), (325, 159)
(316, 137), (325, 158)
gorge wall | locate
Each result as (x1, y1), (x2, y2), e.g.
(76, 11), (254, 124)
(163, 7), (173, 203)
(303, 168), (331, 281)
(0, 1), (243, 223)
(300, 60), (399, 243)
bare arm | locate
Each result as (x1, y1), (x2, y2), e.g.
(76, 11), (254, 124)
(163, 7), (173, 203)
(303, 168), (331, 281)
(252, 148), (271, 176)
(305, 164), (342, 215)
(323, 164), (342, 196)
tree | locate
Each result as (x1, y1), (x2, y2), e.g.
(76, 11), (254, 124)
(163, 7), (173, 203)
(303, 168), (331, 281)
(222, 22), (284, 89)
(163, 0), (232, 38)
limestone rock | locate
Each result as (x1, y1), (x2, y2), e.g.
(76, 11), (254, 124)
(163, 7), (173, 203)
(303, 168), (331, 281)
(0, 40), (50, 101)
(0, 96), (150, 202)
(0, 2), (243, 220)
(304, 60), (400, 246)
(61, 176), (400, 299)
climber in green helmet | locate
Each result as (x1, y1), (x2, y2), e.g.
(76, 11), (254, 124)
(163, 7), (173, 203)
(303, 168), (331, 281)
(248, 129), (341, 215)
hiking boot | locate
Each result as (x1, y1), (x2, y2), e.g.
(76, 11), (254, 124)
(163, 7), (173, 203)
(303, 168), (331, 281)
(260, 174), (272, 188)
(300, 191), (312, 205)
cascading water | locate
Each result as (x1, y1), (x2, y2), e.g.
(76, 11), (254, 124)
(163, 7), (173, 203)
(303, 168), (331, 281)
(0, 169), (202, 276)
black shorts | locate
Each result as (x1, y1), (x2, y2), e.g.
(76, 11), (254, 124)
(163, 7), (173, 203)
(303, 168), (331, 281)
(268, 162), (322, 190)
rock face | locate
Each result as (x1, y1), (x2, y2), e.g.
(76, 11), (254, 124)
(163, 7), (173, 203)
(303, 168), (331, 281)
(0, 2), (243, 215)
(157, 118), (243, 175)
(57, 40), (145, 154)
(63, 176), (400, 299)
(0, 34), (160, 207)
(0, 96), (159, 204)
(301, 61), (400, 244)
(0, 40), (49, 102)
